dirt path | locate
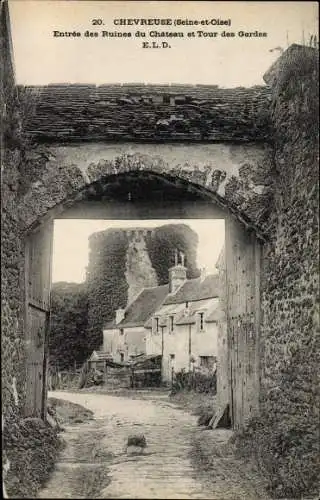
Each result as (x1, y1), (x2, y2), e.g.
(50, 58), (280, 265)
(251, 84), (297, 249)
(39, 391), (269, 499)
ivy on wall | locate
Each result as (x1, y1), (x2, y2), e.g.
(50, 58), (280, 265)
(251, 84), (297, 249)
(86, 229), (130, 352)
(146, 223), (200, 284)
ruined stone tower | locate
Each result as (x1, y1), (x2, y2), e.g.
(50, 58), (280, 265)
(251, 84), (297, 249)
(124, 228), (158, 305)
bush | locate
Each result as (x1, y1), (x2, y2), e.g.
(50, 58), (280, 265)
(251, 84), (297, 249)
(171, 369), (217, 395)
(79, 367), (104, 388)
(234, 415), (320, 498)
(3, 412), (64, 498)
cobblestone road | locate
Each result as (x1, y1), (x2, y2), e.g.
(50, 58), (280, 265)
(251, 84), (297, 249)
(38, 391), (269, 499)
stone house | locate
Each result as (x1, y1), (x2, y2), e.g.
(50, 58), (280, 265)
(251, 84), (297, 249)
(103, 284), (169, 363)
(103, 251), (222, 382)
(145, 268), (221, 382)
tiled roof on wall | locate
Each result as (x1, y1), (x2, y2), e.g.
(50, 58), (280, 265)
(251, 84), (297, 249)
(18, 83), (272, 142)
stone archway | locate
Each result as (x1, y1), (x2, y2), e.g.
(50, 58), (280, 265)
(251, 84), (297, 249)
(21, 153), (264, 429)
(18, 149), (273, 238)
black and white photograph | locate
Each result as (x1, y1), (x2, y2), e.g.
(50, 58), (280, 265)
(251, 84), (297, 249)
(1, 1), (319, 499)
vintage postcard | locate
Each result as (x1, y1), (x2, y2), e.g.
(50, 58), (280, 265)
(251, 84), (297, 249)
(2, 1), (319, 499)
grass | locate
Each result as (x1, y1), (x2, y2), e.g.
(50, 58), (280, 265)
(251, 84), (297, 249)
(189, 428), (271, 500)
(77, 385), (171, 400)
(48, 397), (94, 425)
(73, 465), (111, 498)
(4, 398), (96, 498)
(169, 390), (216, 424)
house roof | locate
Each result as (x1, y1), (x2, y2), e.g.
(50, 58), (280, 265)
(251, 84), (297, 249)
(164, 274), (219, 305)
(89, 351), (113, 362)
(129, 354), (162, 366)
(205, 308), (221, 322)
(104, 273), (219, 331)
(145, 294), (220, 328)
(173, 298), (218, 325)
(104, 284), (169, 329)
(175, 311), (197, 326)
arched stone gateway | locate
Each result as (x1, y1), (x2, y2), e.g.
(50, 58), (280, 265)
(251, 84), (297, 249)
(17, 82), (274, 430)
(23, 151), (263, 430)
(18, 146), (274, 240)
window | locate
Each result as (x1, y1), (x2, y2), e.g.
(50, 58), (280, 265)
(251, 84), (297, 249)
(120, 352), (124, 362)
(119, 328), (124, 336)
(153, 317), (159, 334)
(169, 315), (174, 333)
(198, 312), (205, 331)
(163, 94), (170, 104)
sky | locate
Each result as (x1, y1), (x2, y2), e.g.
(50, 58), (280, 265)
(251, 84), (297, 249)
(8, 1), (318, 87)
(52, 219), (225, 283)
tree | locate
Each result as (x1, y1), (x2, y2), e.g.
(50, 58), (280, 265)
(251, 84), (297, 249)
(49, 282), (89, 370)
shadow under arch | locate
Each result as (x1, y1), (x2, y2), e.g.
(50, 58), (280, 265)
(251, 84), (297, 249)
(20, 166), (267, 242)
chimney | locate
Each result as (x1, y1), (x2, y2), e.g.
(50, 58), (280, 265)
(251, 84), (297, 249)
(169, 250), (187, 293)
(115, 308), (125, 324)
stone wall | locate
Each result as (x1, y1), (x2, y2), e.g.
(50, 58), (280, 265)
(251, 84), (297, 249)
(2, 4), (62, 499)
(1, 0), (26, 419)
(236, 45), (319, 498)
(124, 229), (158, 305)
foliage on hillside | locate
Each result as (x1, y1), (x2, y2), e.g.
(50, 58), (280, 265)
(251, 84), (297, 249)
(146, 223), (200, 284)
(86, 229), (129, 351)
(49, 282), (90, 370)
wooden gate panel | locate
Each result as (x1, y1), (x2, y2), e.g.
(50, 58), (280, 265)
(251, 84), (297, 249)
(226, 216), (261, 430)
(25, 307), (47, 417)
(25, 222), (53, 418)
(27, 224), (52, 310)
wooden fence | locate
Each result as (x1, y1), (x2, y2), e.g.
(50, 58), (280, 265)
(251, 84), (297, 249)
(48, 361), (83, 390)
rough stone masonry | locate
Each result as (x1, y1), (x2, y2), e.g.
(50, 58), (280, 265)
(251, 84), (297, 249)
(1, 0), (319, 493)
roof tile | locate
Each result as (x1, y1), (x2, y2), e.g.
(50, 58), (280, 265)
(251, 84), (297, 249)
(105, 284), (169, 329)
(164, 274), (219, 305)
